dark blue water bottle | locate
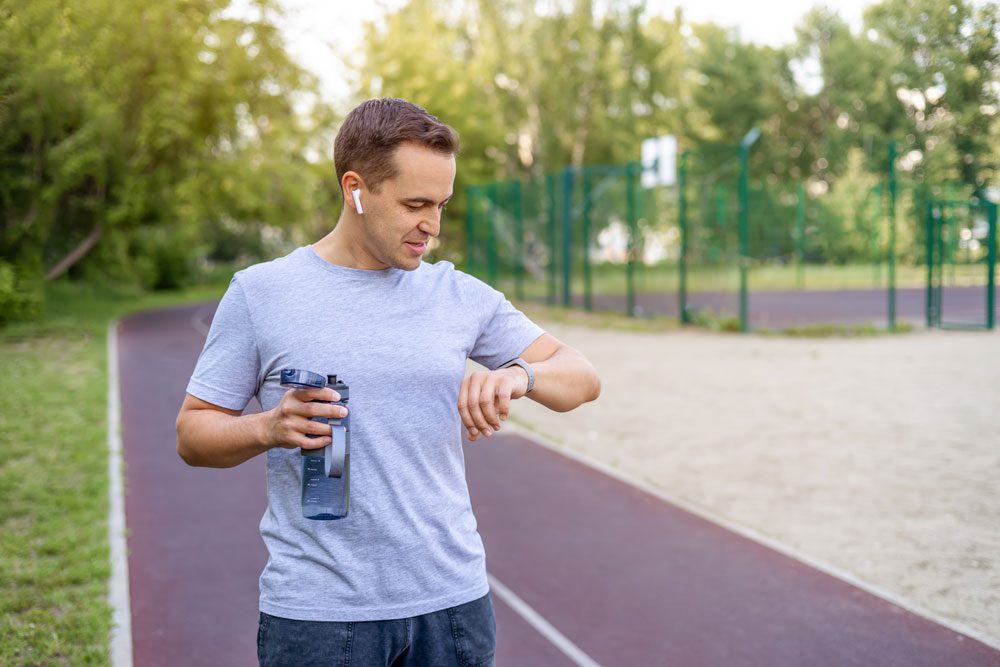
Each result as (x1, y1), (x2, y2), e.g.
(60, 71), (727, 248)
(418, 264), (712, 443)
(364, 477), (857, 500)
(279, 369), (350, 520)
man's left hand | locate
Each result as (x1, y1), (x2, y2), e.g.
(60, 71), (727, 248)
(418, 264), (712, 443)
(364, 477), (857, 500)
(458, 367), (529, 441)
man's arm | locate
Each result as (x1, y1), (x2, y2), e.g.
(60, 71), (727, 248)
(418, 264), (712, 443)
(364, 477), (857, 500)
(458, 333), (599, 442)
(517, 333), (600, 412)
(176, 387), (347, 468)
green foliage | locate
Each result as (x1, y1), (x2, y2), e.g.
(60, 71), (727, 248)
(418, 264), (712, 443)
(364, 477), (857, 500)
(0, 0), (335, 320)
(395, 0), (998, 270)
(4, 0), (998, 315)
(0, 260), (43, 324)
(806, 149), (884, 263)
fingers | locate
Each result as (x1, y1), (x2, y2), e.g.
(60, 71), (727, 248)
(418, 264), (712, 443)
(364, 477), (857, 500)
(299, 415), (334, 437)
(466, 373), (491, 437)
(283, 415), (336, 451)
(301, 401), (349, 419)
(296, 432), (332, 450)
(285, 389), (347, 419)
(459, 370), (518, 441)
(292, 387), (340, 402)
(477, 376), (502, 432)
(458, 375), (478, 440)
(270, 387), (346, 450)
(496, 379), (512, 423)
(275, 421), (332, 450)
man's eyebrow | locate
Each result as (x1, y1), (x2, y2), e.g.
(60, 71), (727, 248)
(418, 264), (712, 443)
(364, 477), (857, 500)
(402, 195), (453, 205)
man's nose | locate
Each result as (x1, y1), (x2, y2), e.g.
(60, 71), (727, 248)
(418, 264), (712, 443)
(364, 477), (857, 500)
(420, 210), (441, 237)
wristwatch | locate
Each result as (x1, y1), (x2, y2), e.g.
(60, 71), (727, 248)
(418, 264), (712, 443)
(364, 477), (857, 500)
(499, 357), (534, 394)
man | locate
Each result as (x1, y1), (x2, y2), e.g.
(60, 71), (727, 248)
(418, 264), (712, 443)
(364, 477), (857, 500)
(176, 97), (600, 666)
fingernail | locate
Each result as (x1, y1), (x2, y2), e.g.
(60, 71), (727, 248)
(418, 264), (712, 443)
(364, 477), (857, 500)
(483, 428), (493, 436)
(500, 414), (507, 421)
(470, 428), (478, 435)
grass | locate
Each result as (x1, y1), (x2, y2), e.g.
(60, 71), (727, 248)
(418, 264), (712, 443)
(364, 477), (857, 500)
(491, 260), (996, 299)
(764, 321), (915, 337)
(515, 296), (916, 338)
(0, 272), (234, 666)
(515, 299), (681, 334)
(683, 308), (915, 337)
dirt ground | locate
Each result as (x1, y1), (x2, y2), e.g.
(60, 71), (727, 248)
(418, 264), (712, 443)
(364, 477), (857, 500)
(499, 321), (1000, 643)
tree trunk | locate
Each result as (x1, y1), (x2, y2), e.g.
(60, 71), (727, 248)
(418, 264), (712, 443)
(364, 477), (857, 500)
(45, 222), (103, 281)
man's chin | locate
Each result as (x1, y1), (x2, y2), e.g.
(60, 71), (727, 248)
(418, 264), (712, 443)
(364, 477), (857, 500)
(392, 255), (423, 271)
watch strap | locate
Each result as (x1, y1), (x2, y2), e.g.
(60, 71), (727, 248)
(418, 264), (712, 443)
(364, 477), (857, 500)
(499, 357), (535, 394)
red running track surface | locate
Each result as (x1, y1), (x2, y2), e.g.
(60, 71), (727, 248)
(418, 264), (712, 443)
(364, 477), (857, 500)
(116, 301), (1000, 666)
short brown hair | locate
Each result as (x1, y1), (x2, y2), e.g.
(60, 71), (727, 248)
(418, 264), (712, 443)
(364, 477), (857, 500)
(334, 98), (459, 193)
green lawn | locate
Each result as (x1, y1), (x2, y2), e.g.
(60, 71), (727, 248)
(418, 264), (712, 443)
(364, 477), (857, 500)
(0, 275), (233, 666)
(490, 260), (996, 299)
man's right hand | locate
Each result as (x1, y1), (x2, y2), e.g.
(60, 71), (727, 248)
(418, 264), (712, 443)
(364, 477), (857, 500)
(263, 387), (349, 451)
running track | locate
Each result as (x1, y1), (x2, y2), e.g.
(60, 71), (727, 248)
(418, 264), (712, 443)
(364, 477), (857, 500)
(115, 301), (1000, 666)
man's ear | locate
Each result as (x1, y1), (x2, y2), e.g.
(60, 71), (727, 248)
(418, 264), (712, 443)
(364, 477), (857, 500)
(341, 172), (365, 215)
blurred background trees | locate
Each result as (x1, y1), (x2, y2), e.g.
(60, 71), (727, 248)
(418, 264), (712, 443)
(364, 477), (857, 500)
(1, 0), (997, 321)
(0, 0), (332, 320)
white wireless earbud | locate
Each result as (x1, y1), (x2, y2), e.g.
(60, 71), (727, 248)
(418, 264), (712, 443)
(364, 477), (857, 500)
(352, 188), (364, 214)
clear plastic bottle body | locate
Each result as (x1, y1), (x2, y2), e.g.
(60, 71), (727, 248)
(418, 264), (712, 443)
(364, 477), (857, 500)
(279, 369), (350, 521)
(301, 451), (349, 520)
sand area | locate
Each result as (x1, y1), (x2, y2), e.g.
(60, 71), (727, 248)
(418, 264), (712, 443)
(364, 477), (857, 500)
(500, 320), (1000, 643)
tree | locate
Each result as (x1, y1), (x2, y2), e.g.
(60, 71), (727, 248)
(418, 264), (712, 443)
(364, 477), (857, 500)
(0, 0), (333, 321)
(865, 0), (1000, 188)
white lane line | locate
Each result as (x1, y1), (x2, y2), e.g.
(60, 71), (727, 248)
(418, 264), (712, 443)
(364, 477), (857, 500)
(487, 573), (603, 667)
(502, 420), (1000, 652)
(107, 321), (133, 667)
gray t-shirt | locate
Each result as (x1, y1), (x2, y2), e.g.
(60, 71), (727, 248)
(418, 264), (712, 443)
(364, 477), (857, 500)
(185, 245), (544, 621)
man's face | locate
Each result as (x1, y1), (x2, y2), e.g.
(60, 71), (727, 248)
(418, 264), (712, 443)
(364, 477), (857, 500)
(357, 142), (456, 271)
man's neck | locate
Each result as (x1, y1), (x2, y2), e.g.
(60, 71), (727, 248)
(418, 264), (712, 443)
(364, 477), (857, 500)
(313, 220), (387, 270)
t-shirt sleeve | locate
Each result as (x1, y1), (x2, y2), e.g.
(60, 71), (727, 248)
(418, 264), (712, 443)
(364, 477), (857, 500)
(185, 276), (261, 411)
(467, 279), (545, 370)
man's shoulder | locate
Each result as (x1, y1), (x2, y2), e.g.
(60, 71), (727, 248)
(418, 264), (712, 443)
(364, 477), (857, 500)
(420, 259), (496, 295)
(232, 247), (305, 288)
(421, 259), (487, 285)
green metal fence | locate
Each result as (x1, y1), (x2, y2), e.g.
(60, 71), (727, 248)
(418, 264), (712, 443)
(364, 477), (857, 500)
(467, 163), (665, 317)
(926, 198), (997, 330)
(676, 143), (741, 326)
(465, 136), (996, 332)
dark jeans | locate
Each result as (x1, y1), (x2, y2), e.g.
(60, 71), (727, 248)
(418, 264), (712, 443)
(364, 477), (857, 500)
(257, 592), (496, 667)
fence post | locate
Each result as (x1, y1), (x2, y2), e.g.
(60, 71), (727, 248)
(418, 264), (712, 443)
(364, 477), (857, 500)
(625, 162), (637, 317)
(934, 201), (948, 329)
(925, 201), (935, 328)
(887, 140), (897, 330)
(582, 168), (593, 312)
(738, 128), (761, 333)
(678, 152), (689, 324)
(546, 173), (557, 305)
(466, 185), (477, 276)
(513, 180), (524, 302)
(987, 202), (997, 330)
(487, 181), (499, 286)
(561, 167), (574, 307)
(796, 182), (805, 289)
